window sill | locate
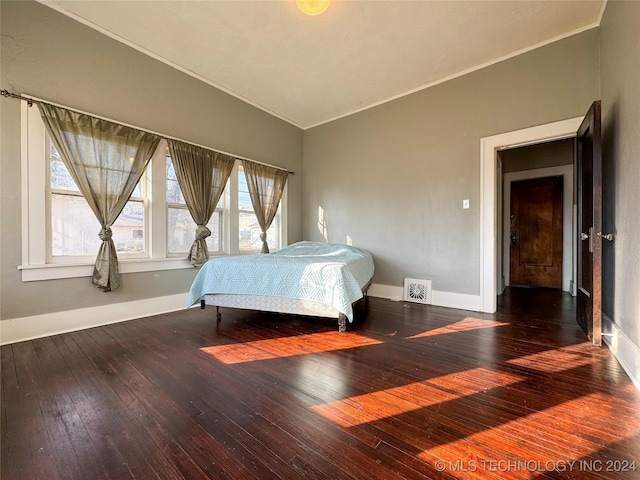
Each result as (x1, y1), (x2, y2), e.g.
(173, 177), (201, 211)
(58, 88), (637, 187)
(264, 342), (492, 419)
(19, 257), (196, 282)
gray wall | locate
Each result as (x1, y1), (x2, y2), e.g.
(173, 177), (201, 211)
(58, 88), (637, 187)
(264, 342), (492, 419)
(600, 0), (640, 350)
(0, 1), (303, 320)
(501, 139), (574, 174)
(303, 30), (600, 294)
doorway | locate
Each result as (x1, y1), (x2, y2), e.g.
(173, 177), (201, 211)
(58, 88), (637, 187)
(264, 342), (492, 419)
(480, 117), (583, 313)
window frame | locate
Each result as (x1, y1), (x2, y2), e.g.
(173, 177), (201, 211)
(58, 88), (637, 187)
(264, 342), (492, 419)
(19, 103), (288, 282)
(46, 135), (149, 263)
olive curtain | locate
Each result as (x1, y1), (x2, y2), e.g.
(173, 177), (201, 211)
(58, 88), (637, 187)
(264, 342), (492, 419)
(242, 160), (289, 253)
(167, 139), (235, 266)
(38, 102), (161, 291)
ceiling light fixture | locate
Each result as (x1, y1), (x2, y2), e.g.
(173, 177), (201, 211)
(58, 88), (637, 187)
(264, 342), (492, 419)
(296, 0), (331, 16)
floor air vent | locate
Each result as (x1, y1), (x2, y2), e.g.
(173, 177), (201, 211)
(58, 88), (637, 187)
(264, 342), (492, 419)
(403, 278), (432, 304)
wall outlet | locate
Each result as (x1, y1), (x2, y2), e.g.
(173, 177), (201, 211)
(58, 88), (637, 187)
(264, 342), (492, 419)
(463, 199), (470, 209)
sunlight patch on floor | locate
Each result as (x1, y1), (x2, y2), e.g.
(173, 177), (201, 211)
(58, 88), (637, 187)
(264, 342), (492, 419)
(310, 367), (524, 427)
(506, 345), (598, 373)
(407, 318), (510, 339)
(200, 331), (382, 364)
(418, 392), (640, 479)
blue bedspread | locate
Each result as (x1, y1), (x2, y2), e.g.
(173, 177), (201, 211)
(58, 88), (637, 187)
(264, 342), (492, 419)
(186, 241), (374, 321)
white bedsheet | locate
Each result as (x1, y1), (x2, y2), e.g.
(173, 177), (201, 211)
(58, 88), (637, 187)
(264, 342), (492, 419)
(187, 241), (374, 321)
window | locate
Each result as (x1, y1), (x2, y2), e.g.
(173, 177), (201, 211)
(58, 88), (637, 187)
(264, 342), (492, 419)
(165, 155), (223, 255)
(20, 104), (287, 281)
(238, 165), (280, 252)
(48, 138), (147, 261)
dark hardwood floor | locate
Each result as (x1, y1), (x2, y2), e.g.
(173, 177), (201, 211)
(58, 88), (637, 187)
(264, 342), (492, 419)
(2, 288), (639, 479)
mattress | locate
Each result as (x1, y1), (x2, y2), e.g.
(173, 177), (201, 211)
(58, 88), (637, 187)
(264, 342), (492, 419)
(187, 241), (374, 321)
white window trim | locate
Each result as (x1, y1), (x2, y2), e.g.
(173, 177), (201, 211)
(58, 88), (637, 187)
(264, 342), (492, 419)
(19, 103), (288, 282)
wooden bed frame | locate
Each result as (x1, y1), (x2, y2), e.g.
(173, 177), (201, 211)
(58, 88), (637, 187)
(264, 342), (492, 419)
(201, 281), (371, 332)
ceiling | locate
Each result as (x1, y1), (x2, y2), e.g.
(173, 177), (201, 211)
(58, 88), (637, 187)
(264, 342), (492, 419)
(41, 1), (605, 129)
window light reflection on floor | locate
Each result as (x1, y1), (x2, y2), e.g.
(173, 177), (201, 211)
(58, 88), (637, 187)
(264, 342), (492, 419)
(418, 392), (640, 475)
(310, 367), (524, 427)
(506, 344), (598, 373)
(200, 331), (382, 364)
(407, 317), (510, 339)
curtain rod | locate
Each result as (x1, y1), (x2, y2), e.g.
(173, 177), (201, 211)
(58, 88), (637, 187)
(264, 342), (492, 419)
(0, 89), (294, 175)
(1, 89), (34, 106)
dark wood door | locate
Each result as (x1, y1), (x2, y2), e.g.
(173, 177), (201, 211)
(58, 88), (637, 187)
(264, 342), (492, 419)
(510, 176), (563, 288)
(577, 101), (602, 346)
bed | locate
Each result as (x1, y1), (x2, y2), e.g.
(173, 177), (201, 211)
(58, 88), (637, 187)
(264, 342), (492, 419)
(186, 241), (375, 331)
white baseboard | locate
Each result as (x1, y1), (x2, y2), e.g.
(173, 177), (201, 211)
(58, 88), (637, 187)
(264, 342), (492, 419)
(368, 283), (481, 312)
(368, 283), (404, 301)
(431, 290), (481, 311)
(0, 293), (190, 346)
(602, 314), (640, 391)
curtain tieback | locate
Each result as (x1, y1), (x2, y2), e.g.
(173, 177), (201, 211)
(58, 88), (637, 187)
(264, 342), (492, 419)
(260, 232), (267, 242)
(99, 227), (113, 241)
(195, 225), (211, 240)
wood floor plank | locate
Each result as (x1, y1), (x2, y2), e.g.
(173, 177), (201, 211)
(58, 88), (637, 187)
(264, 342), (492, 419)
(101, 322), (289, 480)
(113, 314), (431, 479)
(0, 345), (29, 479)
(65, 329), (164, 479)
(2, 288), (639, 479)
(109, 320), (384, 479)
(31, 336), (107, 479)
(8, 342), (61, 479)
(80, 327), (203, 480)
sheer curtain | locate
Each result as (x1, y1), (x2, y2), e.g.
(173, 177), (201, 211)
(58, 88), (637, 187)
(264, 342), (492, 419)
(167, 139), (235, 266)
(242, 161), (289, 253)
(38, 103), (161, 291)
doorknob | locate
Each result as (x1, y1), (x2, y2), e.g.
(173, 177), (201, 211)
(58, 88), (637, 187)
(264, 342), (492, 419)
(580, 233), (589, 241)
(600, 233), (615, 242)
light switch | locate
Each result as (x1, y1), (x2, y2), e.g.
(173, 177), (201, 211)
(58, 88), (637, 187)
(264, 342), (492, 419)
(463, 199), (470, 209)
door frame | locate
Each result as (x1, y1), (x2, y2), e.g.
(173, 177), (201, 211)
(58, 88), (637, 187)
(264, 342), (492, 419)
(480, 117), (583, 313)
(503, 166), (574, 293)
